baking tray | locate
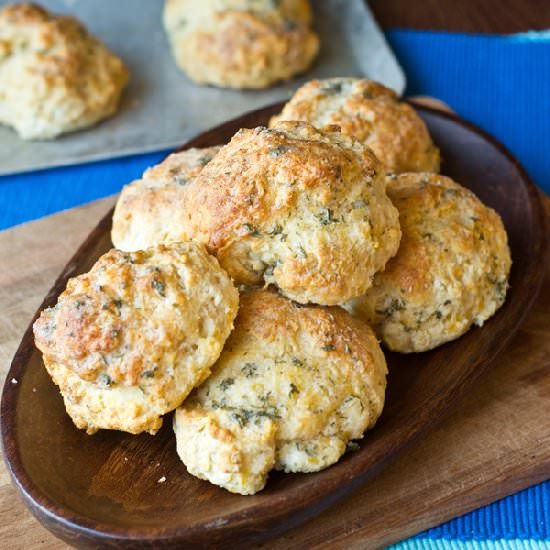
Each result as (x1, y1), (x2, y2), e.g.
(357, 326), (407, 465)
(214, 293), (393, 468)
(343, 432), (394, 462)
(0, 0), (405, 175)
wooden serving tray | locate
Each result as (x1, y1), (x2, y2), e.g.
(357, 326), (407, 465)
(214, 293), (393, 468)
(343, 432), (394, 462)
(1, 197), (549, 549)
(1, 105), (549, 549)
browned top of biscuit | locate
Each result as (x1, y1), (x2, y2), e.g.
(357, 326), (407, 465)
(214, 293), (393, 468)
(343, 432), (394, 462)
(179, 121), (401, 305)
(270, 78), (440, 173)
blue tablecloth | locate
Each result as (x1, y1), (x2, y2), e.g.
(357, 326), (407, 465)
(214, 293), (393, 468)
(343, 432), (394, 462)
(1, 29), (548, 548)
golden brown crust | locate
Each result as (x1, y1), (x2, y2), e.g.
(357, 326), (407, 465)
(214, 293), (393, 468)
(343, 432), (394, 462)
(0, 3), (128, 139)
(180, 122), (401, 305)
(174, 288), (387, 494)
(111, 146), (222, 252)
(142, 146), (222, 186)
(346, 173), (512, 352)
(163, 0), (319, 89)
(270, 78), (440, 173)
(33, 242), (239, 434)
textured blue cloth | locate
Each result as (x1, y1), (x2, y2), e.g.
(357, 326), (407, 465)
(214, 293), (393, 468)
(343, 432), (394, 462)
(417, 481), (550, 541)
(391, 540), (550, 550)
(386, 30), (550, 196)
(0, 29), (548, 545)
(0, 151), (168, 230)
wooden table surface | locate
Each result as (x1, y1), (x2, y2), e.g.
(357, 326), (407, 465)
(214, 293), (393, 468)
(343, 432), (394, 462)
(2, 2), (550, 549)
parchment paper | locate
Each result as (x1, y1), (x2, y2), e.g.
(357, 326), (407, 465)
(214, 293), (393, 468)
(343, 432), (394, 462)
(0, 0), (405, 176)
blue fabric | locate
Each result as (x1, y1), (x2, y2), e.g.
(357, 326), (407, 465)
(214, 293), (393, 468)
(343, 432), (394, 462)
(0, 28), (548, 544)
(0, 151), (168, 230)
(386, 30), (550, 196)
(417, 481), (550, 541)
(391, 540), (550, 550)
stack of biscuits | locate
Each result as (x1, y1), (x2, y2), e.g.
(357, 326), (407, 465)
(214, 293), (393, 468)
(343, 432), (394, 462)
(34, 77), (511, 495)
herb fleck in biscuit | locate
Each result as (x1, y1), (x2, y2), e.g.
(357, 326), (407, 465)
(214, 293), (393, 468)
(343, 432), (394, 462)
(346, 173), (511, 353)
(163, 0), (319, 89)
(181, 121), (401, 305)
(33, 243), (238, 435)
(270, 78), (440, 173)
(174, 288), (387, 494)
(0, 3), (128, 140)
(112, 146), (222, 252)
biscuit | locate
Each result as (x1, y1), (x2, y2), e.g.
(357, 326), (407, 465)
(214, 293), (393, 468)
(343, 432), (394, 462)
(112, 146), (222, 252)
(174, 288), (387, 494)
(346, 173), (512, 353)
(163, 0), (319, 89)
(33, 242), (239, 435)
(0, 3), (128, 140)
(270, 78), (440, 173)
(181, 121), (401, 305)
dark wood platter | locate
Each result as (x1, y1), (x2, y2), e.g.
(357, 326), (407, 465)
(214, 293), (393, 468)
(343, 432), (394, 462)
(1, 103), (548, 549)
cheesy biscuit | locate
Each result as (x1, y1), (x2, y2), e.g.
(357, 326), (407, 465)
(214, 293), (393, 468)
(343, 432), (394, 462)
(270, 78), (440, 173)
(181, 121), (401, 305)
(112, 146), (222, 252)
(163, 0), (319, 88)
(33, 243), (238, 435)
(174, 288), (388, 494)
(346, 173), (511, 352)
(0, 3), (128, 139)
